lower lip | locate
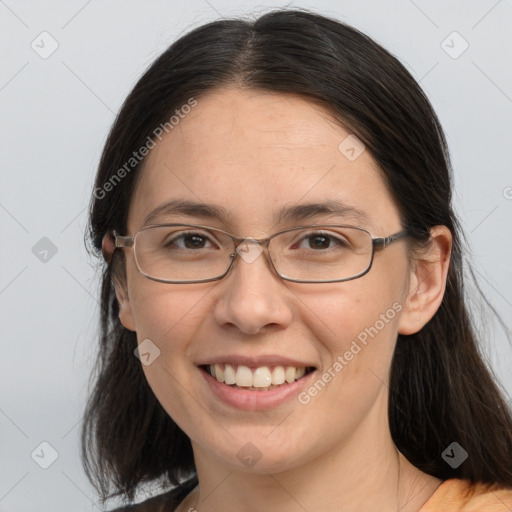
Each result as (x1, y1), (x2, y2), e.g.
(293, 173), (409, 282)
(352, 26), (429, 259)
(199, 367), (315, 411)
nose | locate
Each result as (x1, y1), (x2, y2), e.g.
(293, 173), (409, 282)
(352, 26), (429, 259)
(212, 243), (294, 335)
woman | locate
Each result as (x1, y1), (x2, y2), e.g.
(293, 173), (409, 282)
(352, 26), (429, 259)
(82, 8), (512, 512)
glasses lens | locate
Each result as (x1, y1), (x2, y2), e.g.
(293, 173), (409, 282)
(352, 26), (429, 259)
(270, 226), (373, 282)
(134, 225), (233, 282)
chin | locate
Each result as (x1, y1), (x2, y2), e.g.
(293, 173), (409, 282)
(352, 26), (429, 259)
(198, 434), (312, 475)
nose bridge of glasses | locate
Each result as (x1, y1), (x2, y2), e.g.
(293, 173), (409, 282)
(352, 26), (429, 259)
(232, 235), (271, 249)
(230, 235), (273, 269)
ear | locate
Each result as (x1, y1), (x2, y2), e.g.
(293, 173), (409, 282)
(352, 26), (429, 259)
(103, 232), (137, 332)
(112, 276), (137, 332)
(398, 225), (452, 335)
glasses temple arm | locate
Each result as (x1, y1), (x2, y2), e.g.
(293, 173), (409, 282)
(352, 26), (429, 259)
(112, 231), (135, 249)
(373, 229), (410, 250)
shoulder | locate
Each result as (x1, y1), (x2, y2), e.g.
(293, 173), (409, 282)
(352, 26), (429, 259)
(419, 478), (512, 511)
(108, 491), (174, 512)
(107, 478), (198, 512)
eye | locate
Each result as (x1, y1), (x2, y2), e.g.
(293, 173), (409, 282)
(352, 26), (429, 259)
(164, 230), (218, 250)
(293, 231), (351, 251)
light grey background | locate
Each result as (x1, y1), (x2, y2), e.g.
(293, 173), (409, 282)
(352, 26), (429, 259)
(1, 1), (511, 510)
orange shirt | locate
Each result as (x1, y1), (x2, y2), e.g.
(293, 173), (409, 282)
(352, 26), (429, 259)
(419, 479), (512, 511)
(109, 478), (512, 511)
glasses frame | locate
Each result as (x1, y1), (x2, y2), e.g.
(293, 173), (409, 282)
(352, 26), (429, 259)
(112, 223), (409, 284)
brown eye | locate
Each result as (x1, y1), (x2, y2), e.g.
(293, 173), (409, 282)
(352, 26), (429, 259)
(164, 231), (216, 250)
(293, 231), (351, 251)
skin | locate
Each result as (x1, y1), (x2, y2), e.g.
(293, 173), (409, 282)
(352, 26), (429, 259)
(113, 88), (452, 512)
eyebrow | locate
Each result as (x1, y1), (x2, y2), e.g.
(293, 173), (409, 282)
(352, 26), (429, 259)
(142, 198), (371, 227)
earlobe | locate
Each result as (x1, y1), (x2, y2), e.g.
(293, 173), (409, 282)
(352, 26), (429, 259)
(398, 226), (452, 335)
(113, 280), (137, 332)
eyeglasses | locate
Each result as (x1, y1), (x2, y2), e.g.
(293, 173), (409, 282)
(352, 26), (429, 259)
(112, 223), (409, 284)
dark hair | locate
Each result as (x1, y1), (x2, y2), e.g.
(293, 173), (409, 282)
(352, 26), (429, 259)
(82, 7), (512, 506)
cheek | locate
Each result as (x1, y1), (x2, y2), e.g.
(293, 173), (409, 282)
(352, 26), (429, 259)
(303, 278), (403, 342)
(127, 272), (211, 341)
(292, 288), (403, 434)
(299, 271), (406, 381)
(127, 283), (214, 429)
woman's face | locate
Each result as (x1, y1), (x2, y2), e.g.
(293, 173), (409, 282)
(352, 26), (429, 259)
(118, 88), (414, 473)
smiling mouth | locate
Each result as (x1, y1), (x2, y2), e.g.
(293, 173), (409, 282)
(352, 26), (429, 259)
(201, 364), (315, 391)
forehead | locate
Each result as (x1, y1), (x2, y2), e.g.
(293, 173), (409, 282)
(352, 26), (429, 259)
(127, 88), (400, 235)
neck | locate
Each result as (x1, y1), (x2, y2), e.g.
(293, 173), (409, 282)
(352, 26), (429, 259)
(181, 424), (441, 512)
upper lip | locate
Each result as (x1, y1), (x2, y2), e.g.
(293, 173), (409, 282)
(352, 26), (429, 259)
(196, 354), (316, 368)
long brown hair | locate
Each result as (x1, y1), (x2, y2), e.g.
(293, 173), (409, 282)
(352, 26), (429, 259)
(81, 8), (512, 506)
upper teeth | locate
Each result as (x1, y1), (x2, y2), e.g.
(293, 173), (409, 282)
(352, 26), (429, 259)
(208, 364), (307, 388)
